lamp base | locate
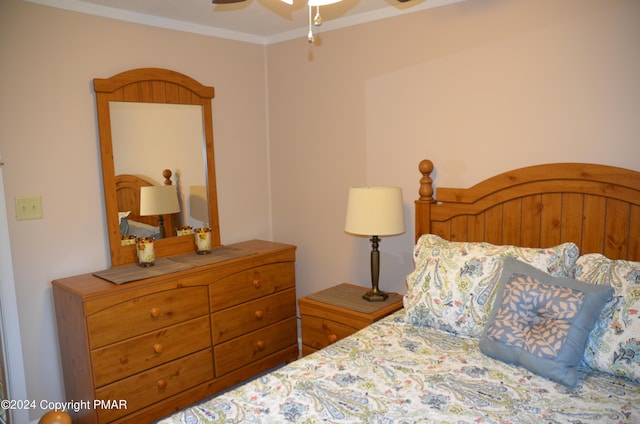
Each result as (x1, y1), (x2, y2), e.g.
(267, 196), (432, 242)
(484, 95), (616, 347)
(362, 289), (389, 302)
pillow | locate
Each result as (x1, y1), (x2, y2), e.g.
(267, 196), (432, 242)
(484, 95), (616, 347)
(126, 219), (160, 239)
(403, 234), (579, 338)
(572, 253), (640, 382)
(119, 211), (131, 237)
(479, 258), (613, 387)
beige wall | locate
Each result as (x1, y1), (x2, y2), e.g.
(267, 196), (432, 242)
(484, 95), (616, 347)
(0, 0), (270, 420)
(267, 0), (640, 302)
(1, 0), (639, 421)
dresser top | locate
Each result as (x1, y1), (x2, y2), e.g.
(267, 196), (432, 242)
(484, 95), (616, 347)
(52, 239), (295, 298)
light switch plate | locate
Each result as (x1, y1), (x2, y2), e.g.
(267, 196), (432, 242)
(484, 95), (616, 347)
(15, 196), (43, 220)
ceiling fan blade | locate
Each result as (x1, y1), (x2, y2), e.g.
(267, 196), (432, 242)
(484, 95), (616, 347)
(212, 0), (246, 4)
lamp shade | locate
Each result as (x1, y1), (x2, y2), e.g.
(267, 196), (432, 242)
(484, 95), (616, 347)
(140, 185), (180, 216)
(345, 186), (405, 236)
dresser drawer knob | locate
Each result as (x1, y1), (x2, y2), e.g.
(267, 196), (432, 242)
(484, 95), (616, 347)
(157, 379), (167, 390)
(254, 310), (264, 320)
(150, 307), (161, 318)
(328, 334), (338, 344)
(253, 279), (262, 289)
(256, 340), (266, 351)
(153, 343), (164, 354)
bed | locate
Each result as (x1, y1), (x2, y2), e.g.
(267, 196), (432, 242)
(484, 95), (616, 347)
(116, 169), (180, 240)
(157, 160), (640, 423)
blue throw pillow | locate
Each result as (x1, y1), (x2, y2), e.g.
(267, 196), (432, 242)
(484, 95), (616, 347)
(479, 257), (614, 387)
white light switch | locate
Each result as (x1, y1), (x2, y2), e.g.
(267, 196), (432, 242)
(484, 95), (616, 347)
(15, 196), (43, 220)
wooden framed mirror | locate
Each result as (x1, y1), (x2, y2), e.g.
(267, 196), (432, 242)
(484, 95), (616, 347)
(93, 68), (221, 266)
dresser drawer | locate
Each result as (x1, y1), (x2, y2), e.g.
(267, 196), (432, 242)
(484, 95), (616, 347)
(211, 262), (295, 312)
(212, 288), (296, 344)
(87, 286), (209, 348)
(301, 315), (358, 351)
(95, 348), (213, 422)
(214, 317), (297, 376)
(91, 315), (211, 387)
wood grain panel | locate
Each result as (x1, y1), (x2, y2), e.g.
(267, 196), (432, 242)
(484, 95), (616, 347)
(468, 213), (485, 242)
(539, 193), (562, 248)
(484, 205), (503, 245)
(139, 81), (153, 102)
(521, 195), (542, 247)
(560, 193), (583, 246)
(604, 198), (630, 260)
(582, 195), (606, 255)
(449, 215), (468, 241)
(431, 222), (449, 240)
(152, 81), (166, 102)
(502, 198), (522, 246)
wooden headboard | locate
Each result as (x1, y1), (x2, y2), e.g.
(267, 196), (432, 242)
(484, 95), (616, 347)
(115, 169), (180, 238)
(415, 160), (640, 261)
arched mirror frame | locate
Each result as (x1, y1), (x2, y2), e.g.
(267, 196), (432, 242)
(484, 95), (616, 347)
(94, 68), (221, 266)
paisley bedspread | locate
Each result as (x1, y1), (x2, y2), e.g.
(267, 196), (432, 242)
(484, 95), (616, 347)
(158, 310), (640, 423)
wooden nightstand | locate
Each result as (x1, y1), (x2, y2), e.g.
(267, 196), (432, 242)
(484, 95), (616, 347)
(298, 283), (404, 356)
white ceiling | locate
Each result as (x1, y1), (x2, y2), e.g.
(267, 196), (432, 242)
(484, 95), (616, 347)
(26, 0), (464, 44)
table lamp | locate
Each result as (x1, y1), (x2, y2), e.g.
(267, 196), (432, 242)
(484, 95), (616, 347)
(140, 185), (180, 239)
(345, 186), (405, 301)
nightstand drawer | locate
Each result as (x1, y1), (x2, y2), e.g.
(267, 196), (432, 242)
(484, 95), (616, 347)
(91, 315), (211, 387)
(211, 263), (295, 311)
(298, 283), (404, 357)
(95, 348), (213, 422)
(301, 315), (358, 350)
(214, 317), (297, 376)
(212, 288), (296, 344)
(87, 286), (210, 348)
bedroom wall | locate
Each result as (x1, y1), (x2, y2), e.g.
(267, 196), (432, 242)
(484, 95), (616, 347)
(266, 0), (640, 300)
(1, 0), (639, 421)
(0, 0), (271, 420)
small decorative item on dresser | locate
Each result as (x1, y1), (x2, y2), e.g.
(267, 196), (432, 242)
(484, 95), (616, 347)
(177, 226), (193, 236)
(194, 227), (212, 254)
(136, 237), (155, 267)
(121, 235), (136, 246)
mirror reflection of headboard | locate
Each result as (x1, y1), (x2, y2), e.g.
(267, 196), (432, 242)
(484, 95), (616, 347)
(94, 68), (221, 266)
(115, 170), (180, 239)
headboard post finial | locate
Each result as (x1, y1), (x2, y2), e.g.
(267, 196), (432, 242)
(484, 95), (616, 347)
(163, 169), (173, 186)
(418, 159), (434, 202)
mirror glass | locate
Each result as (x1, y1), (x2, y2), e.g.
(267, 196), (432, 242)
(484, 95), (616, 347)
(110, 102), (209, 229)
(94, 68), (220, 266)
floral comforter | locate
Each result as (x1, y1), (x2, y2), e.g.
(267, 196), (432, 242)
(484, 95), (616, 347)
(158, 310), (639, 424)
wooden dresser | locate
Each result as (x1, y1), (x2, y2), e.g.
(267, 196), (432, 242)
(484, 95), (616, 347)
(52, 240), (298, 423)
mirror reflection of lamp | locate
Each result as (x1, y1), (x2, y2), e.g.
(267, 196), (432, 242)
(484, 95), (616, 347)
(140, 185), (180, 239)
(345, 186), (405, 302)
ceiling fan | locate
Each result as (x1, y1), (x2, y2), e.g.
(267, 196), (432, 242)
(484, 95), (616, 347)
(212, 0), (412, 5)
(211, 0), (414, 41)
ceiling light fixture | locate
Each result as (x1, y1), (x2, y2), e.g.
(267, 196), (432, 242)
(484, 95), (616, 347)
(305, 0), (342, 42)
(212, 0), (414, 41)
(212, 0), (344, 42)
